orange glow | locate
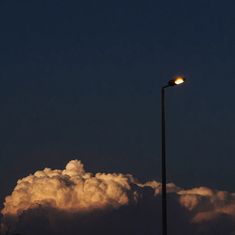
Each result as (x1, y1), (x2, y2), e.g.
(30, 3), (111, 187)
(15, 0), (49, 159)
(174, 77), (185, 85)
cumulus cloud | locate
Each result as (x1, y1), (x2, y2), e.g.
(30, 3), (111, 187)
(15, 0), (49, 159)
(1, 160), (235, 235)
(2, 160), (139, 216)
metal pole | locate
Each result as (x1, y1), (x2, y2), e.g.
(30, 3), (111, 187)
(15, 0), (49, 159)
(161, 87), (167, 235)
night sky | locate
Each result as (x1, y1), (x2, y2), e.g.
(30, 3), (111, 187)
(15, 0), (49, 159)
(0, 0), (235, 208)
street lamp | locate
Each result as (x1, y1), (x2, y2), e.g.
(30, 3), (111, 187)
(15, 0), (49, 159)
(161, 76), (186, 235)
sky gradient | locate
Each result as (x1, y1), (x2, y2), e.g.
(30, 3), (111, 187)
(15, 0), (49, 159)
(0, 0), (235, 209)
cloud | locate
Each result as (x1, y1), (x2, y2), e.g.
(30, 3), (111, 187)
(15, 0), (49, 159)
(2, 160), (140, 217)
(1, 160), (235, 235)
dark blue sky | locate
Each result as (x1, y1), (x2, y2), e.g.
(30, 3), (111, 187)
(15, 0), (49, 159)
(0, 0), (235, 203)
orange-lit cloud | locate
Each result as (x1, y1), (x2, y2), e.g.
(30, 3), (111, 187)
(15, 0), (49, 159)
(1, 160), (235, 235)
(2, 160), (139, 216)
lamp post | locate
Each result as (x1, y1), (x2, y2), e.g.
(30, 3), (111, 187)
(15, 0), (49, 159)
(161, 76), (186, 235)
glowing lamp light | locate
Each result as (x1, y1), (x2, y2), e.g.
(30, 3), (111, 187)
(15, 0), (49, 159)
(174, 77), (185, 85)
(168, 76), (186, 87)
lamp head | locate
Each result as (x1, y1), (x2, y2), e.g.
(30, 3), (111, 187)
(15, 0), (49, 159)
(168, 76), (186, 87)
